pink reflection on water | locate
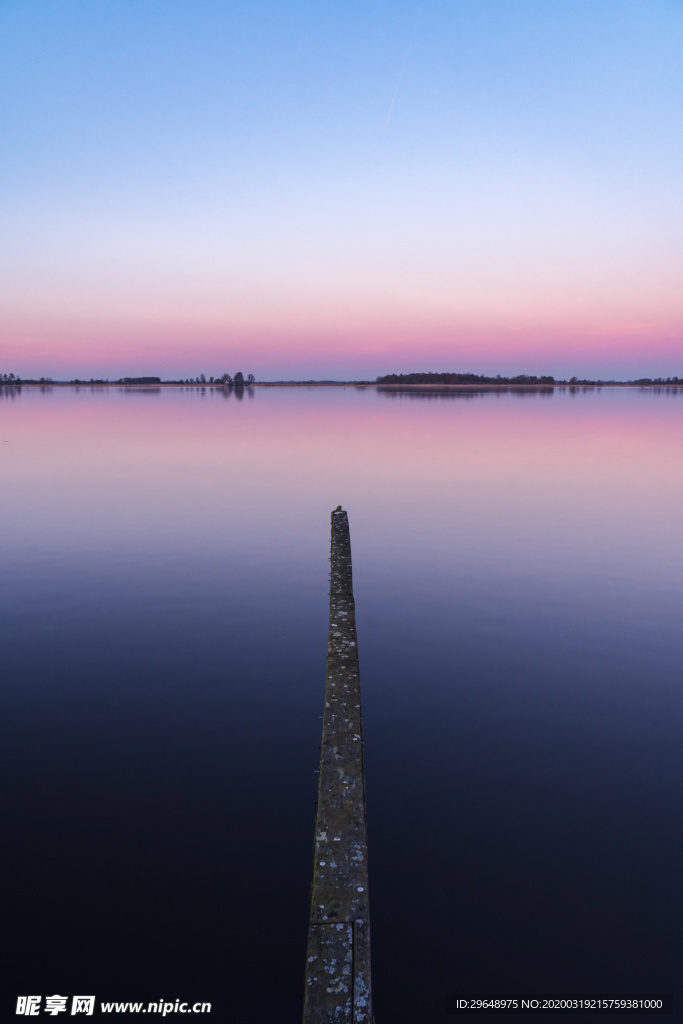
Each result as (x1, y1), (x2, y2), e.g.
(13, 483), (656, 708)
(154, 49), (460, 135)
(2, 386), (682, 574)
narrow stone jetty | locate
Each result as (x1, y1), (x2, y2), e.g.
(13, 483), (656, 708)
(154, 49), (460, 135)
(303, 507), (373, 1023)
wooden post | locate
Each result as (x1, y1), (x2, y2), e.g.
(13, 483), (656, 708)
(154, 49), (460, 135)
(303, 508), (373, 1023)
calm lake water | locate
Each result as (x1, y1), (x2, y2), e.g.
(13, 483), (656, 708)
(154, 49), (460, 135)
(2, 385), (682, 1022)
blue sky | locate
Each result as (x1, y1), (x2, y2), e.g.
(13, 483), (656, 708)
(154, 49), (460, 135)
(2, 0), (682, 378)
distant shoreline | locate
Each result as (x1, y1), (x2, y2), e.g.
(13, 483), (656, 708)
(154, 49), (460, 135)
(6, 381), (683, 390)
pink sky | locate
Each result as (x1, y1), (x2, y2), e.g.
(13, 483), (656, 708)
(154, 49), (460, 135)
(2, 1), (682, 381)
(3, 311), (681, 381)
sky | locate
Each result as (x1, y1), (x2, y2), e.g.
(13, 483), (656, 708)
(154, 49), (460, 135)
(1, 0), (682, 381)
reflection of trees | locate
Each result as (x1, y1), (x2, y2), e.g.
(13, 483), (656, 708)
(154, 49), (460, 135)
(217, 382), (254, 400)
(0, 384), (22, 400)
(119, 388), (162, 395)
(649, 386), (683, 396)
(376, 386), (554, 400)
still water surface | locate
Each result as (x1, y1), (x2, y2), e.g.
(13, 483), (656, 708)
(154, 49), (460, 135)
(2, 385), (682, 1021)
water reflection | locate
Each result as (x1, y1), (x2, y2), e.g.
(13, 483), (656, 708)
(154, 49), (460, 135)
(216, 383), (255, 399)
(376, 385), (554, 399)
(1, 385), (681, 1023)
(119, 387), (162, 395)
(642, 385), (683, 396)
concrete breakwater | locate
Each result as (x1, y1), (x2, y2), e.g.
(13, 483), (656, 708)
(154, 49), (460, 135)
(303, 508), (373, 1023)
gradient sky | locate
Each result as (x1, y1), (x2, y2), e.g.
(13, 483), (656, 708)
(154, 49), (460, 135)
(1, 0), (682, 380)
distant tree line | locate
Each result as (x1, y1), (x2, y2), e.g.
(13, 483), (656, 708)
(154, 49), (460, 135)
(1, 371), (261, 385)
(1, 374), (58, 385)
(377, 371), (683, 387)
(376, 371), (556, 385)
(564, 375), (683, 385)
(631, 376), (681, 385)
(5, 369), (682, 388)
(118, 376), (161, 385)
(109, 373), (258, 385)
(214, 372), (255, 386)
(169, 372), (256, 385)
